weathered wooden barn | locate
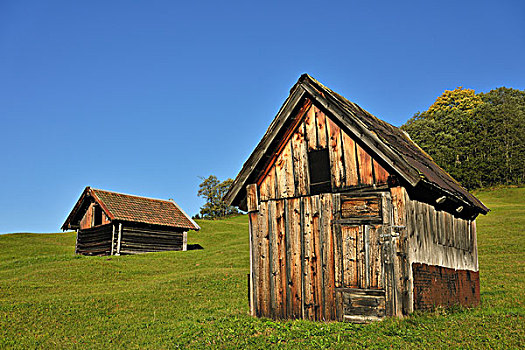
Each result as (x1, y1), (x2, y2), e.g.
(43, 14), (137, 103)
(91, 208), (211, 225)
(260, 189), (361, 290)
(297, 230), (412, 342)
(225, 74), (489, 322)
(62, 187), (200, 256)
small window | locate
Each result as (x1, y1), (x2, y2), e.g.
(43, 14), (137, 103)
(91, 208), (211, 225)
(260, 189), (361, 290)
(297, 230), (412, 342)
(93, 205), (103, 226)
(308, 148), (331, 195)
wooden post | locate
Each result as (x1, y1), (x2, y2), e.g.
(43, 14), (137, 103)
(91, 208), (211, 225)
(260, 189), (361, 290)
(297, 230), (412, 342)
(111, 224), (116, 255)
(182, 231), (188, 251)
(75, 229), (79, 254)
(116, 223), (122, 256)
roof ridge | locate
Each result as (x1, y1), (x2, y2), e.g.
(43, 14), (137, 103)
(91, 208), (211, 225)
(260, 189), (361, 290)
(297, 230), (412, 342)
(91, 188), (174, 204)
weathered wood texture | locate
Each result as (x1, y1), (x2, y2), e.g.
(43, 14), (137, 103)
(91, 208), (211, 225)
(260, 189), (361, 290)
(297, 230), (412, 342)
(76, 223), (186, 256)
(257, 103), (392, 201)
(119, 225), (185, 255)
(75, 224), (113, 255)
(341, 288), (386, 323)
(79, 202), (110, 230)
(249, 194), (339, 320)
(403, 190), (479, 313)
(246, 184), (259, 212)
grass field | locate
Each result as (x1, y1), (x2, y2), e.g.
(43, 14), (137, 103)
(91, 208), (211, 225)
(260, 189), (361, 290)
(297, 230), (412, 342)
(0, 188), (523, 349)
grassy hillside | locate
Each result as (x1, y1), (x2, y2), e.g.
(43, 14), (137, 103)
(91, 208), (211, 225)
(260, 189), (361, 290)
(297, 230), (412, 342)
(0, 188), (523, 349)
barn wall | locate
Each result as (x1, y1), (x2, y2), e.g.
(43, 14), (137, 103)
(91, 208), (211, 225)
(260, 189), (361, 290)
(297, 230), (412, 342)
(119, 225), (185, 255)
(258, 102), (391, 201)
(76, 224), (113, 256)
(250, 194), (337, 321)
(398, 188), (479, 312)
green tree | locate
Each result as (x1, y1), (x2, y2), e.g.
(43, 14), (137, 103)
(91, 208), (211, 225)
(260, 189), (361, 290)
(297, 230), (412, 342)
(197, 175), (239, 219)
(402, 86), (525, 189)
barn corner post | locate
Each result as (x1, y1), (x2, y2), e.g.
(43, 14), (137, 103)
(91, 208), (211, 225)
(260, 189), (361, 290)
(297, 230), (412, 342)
(246, 183), (259, 316)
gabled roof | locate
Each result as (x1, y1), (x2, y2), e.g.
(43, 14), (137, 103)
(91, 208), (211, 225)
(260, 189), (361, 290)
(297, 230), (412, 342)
(225, 74), (488, 214)
(62, 187), (200, 231)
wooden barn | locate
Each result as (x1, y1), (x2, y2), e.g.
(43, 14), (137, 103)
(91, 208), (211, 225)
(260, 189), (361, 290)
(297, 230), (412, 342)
(62, 187), (200, 256)
(225, 74), (489, 323)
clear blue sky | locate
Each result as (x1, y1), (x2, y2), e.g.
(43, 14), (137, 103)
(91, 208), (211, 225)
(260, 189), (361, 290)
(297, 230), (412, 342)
(1, 0), (523, 233)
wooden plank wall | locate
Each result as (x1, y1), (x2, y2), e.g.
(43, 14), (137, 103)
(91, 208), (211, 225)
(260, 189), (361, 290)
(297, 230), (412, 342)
(79, 202), (111, 229)
(401, 189), (479, 313)
(119, 225), (184, 254)
(250, 194), (338, 320)
(258, 103), (391, 201)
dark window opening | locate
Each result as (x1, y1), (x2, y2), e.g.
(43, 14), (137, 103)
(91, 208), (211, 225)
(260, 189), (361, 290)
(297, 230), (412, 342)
(93, 205), (103, 226)
(308, 148), (331, 195)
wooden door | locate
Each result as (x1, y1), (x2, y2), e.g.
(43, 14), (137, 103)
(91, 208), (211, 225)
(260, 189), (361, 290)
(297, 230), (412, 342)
(335, 194), (391, 322)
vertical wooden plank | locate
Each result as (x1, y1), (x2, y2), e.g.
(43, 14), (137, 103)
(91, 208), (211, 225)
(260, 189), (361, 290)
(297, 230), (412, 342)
(333, 194), (343, 289)
(326, 117), (344, 190)
(440, 210), (447, 246)
(249, 212), (259, 316)
(341, 132), (358, 187)
(311, 196), (323, 320)
(258, 201), (270, 317)
(368, 224), (382, 289)
(268, 200), (280, 318)
(301, 196), (315, 320)
(471, 220), (478, 271)
(332, 193), (344, 321)
(357, 225), (366, 288)
(364, 225), (371, 289)
(341, 226), (358, 288)
(276, 200), (287, 318)
(287, 198), (302, 319)
(305, 106), (317, 151)
(373, 159), (390, 184)
(357, 144), (374, 185)
(381, 193), (395, 317)
(259, 166), (276, 201)
(391, 186), (408, 315)
(246, 184), (259, 212)
(315, 106), (327, 149)
(275, 140), (294, 199)
(320, 193), (335, 320)
(291, 122), (309, 196)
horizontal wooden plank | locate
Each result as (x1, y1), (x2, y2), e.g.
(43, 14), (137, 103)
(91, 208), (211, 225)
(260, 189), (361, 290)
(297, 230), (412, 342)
(341, 197), (380, 218)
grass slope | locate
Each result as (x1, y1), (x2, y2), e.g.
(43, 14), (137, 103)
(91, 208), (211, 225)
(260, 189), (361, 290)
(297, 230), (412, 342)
(0, 188), (523, 349)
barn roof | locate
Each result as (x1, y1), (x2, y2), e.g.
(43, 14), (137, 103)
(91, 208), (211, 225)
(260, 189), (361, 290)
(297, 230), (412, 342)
(62, 187), (200, 231)
(225, 74), (489, 214)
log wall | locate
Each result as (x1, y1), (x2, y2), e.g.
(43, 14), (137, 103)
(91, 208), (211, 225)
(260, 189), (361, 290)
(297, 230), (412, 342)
(75, 224), (113, 256)
(119, 225), (185, 255)
(76, 223), (185, 256)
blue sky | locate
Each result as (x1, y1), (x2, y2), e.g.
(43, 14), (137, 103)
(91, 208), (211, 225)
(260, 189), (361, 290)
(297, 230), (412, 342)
(1, 0), (523, 233)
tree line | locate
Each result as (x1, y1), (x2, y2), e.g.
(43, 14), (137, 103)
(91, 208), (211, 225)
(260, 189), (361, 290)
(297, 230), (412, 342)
(401, 86), (524, 190)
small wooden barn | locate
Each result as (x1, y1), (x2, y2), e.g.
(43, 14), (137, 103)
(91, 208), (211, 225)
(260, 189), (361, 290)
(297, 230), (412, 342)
(225, 74), (489, 322)
(62, 187), (200, 256)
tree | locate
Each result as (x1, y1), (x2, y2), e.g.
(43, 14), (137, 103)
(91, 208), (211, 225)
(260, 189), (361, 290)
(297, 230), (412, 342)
(197, 175), (239, 219)
(402, 86), (525, 189)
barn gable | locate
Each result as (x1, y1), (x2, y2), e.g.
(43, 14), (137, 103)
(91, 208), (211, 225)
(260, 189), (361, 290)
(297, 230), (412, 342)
(254, 99), (393, 203)
(225, 74), (488, 218)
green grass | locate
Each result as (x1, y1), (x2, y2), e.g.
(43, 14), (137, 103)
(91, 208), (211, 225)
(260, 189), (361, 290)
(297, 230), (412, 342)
(0, 188), (523, 349)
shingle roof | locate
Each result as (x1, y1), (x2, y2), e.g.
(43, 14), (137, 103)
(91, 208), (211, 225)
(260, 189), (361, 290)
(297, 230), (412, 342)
(225, 74), (488, 215)
(62, 187), (200, 231)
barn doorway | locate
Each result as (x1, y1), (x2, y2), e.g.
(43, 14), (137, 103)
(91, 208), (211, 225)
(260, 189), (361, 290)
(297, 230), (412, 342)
(335, 194), (393, 322)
